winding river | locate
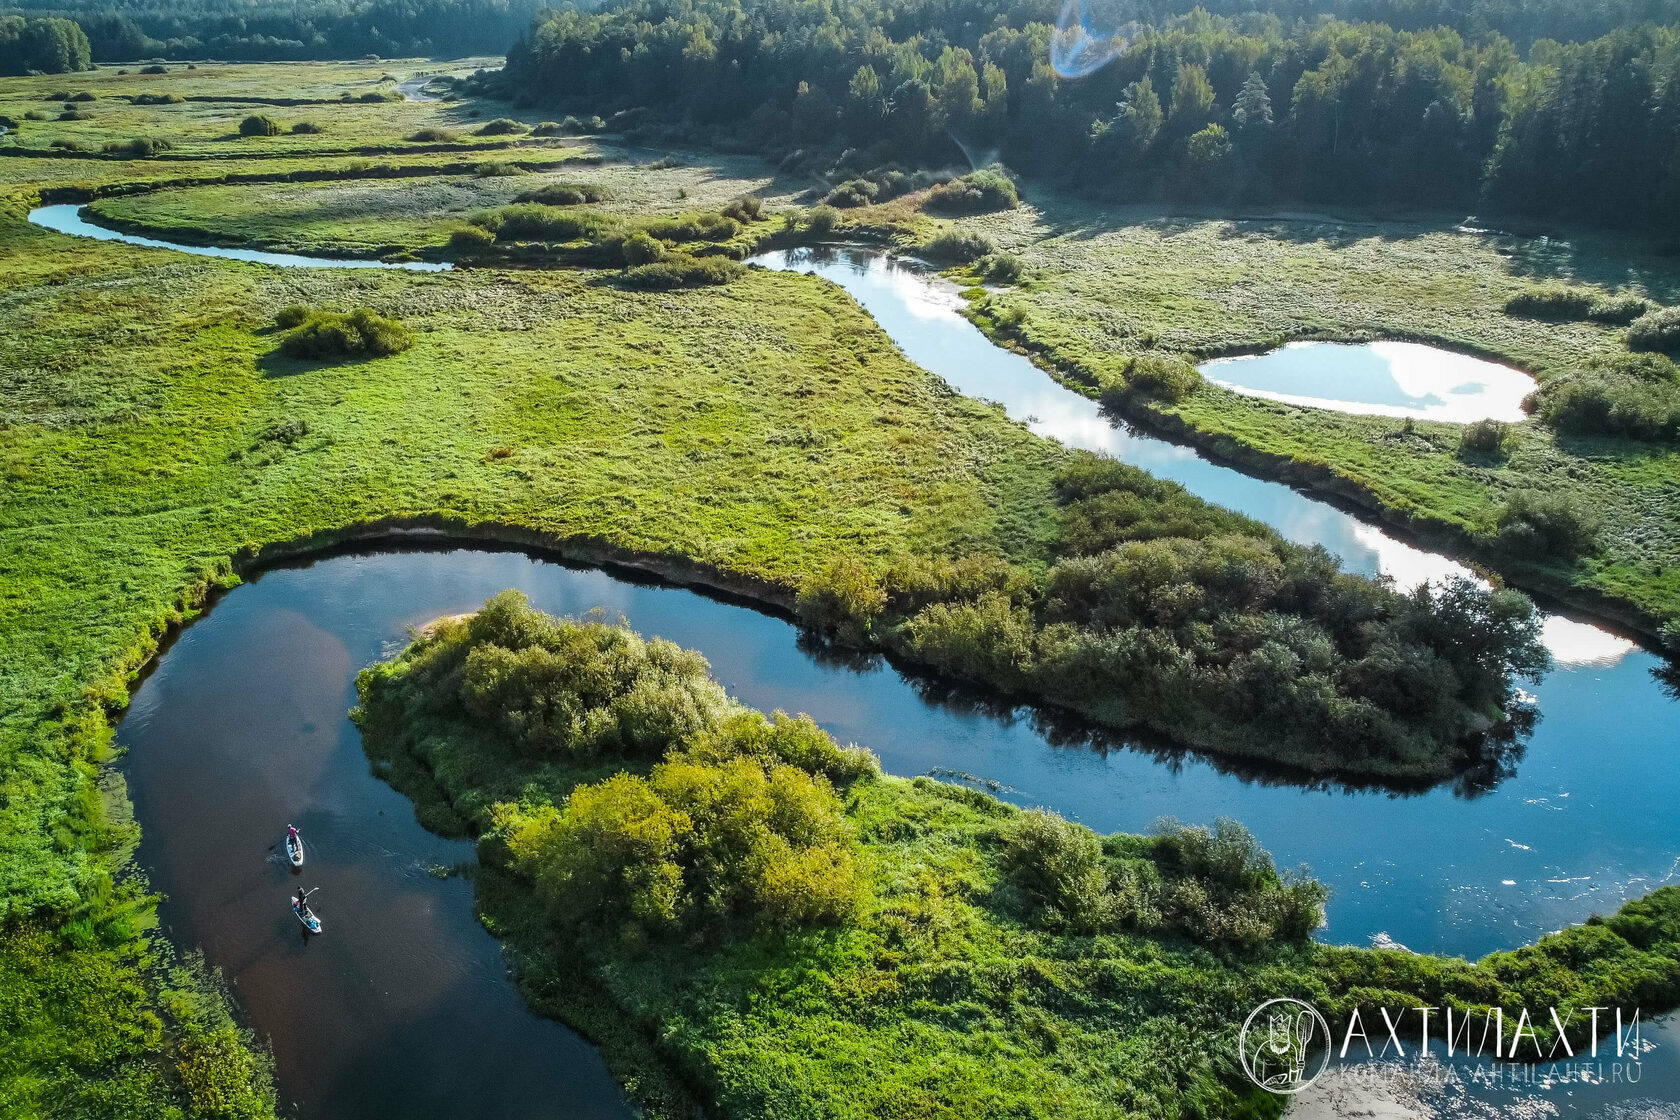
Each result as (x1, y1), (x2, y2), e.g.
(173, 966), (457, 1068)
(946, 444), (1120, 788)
(29, 213), (1677, 1116)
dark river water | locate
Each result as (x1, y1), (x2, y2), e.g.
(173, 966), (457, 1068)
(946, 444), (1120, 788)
(60, 221), (1674, 1116)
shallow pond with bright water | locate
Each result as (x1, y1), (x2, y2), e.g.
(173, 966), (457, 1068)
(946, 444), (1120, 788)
(1198, 340), (1536, 423)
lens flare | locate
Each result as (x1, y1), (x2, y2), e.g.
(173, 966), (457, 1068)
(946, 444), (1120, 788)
(1051, 0), (1129, 79)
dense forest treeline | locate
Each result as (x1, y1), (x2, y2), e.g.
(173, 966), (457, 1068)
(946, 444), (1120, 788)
(0, 14), (88, 73)
(491, 1), (1680, 235)
(2, 0), (549, 62)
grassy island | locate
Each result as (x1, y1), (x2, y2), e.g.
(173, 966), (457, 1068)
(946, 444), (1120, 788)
(354, 593), (1680, 1120)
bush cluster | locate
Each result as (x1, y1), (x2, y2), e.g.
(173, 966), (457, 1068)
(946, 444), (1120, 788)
(131, 92), (184, 105)
(274, 305), (414, 360)
(796, 451), (1549, 776)
(474, 117), (527, 136)
(1004, 811), (1325, 948)
(512, 180), (612, 206)
(102, 137), (172, 157)
(1458, 418), (1513, 456)
(621, 253), (744, 289)
(1504, 284), (1657, 326)
(238, 114), (282, 137)
(290, 121), (323, 134)
(1104, 353), (1202, 402)
(922, 169), (1021, 215)
(919, 229), (995, 263)
(1495, 490), (1601, 559)
(406, 127), (456, 142)
(1627, 307), (1680, 353)
(1528, 354), (1680, 441)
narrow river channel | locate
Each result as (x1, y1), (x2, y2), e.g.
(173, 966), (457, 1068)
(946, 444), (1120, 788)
(29, 210), (1675, 1117)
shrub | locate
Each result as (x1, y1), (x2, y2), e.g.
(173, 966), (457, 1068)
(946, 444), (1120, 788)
(474, 117), (527, 136)
(530, 121), (562, 136)
(132, 93), (184, 105)
(1458, 418), (1513, 456)
(806, 205), (840, 236)
(976, 252), (1024, 283)
(923, 168), (1021, 215)
(290, 121), (323, 134)
(1495, 490), (1601, 558)
(1531, 356), (1680, 441)
(140, 64), (167, 74)
(1504, 284), (1597, 320)
(721, 194), (763, 222)
(25, 111), (49, 121)
(1005, 810), (1118, 932)
(57, 110), (91, 121)
(473, 161), (526, 177)
(102, 137), (172, 157)
(1120, 354), (1201, 401)
(238, 115), (282, 137)
(43, 91), (70, 101)
(919, 229), (996, 263)
(823, 177), (877, 207)
(273, 304), (313, 329)
(276, 307), (415, 361)
(446, 225), (496, 255)
(513, 181), (611, 206)
(620, 253), (744, 289)
(796, 558), (887, 641)
(1588, 293), (1654, 325)
(406, 127), (456, 142)
(67, 91), (96, 102)
(642, 213), (740, 243)
(48, 138), (84, 150)
(1627, 307), (1680, 353)
(484, 202), (618, 243)
(622, 230), (665, 266)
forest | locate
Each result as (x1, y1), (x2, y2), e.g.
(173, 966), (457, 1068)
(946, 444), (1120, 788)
(3, 0), (546, 63)
(490, 0), (1680, 235)
(0, 14), (88, 74)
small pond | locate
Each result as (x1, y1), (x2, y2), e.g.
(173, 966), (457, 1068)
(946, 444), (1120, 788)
(1198, 340), (1536, 423)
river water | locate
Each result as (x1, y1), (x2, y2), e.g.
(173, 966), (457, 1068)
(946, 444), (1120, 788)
(28, 214), (1671, 1116)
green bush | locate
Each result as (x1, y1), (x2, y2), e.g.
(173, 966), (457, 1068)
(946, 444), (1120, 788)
(530, 120), (563, 136)
(1504, 284), (1597, 320)
(473, 160), (526, 177)
(24, 110), (49, 121)
(1116, 354), (1201, 401)
(1458, 418), (1513, 456)
(642, 212), (740, 243)
(290, 121), (323, 134)
(66, 91), (96, 102)
(1496, 489), (1601, 558)
(1531, 354), (1680, 440)
(446, 225), (496, 255)
(976, 251), (1024, 283)
(406, 127), (456, 142)
(805, 205), (840, 235)
(923, 168), (1021, 215)
(474, 117), (528, 136)
(1587, 293), (1654, 324)
(101, 137), (173, 157)
(131, 92), (184, 105)
(48, 137), (84, 150)
(1627, 307), (1680, 353)
(57, 110), (91, 121)
(622, 230), (665, 266)
(513, 181), (612, 206)
(919, 229), (996, 263)
(482, 202), (618, 242)
(721, 194), (763, 222)
(238, 114), (282, 137)
(620, 253), (744, 289)
(276, 306), (415, 361)
(1004, 810), (1118, 933)
(139, 64), (167, 74)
